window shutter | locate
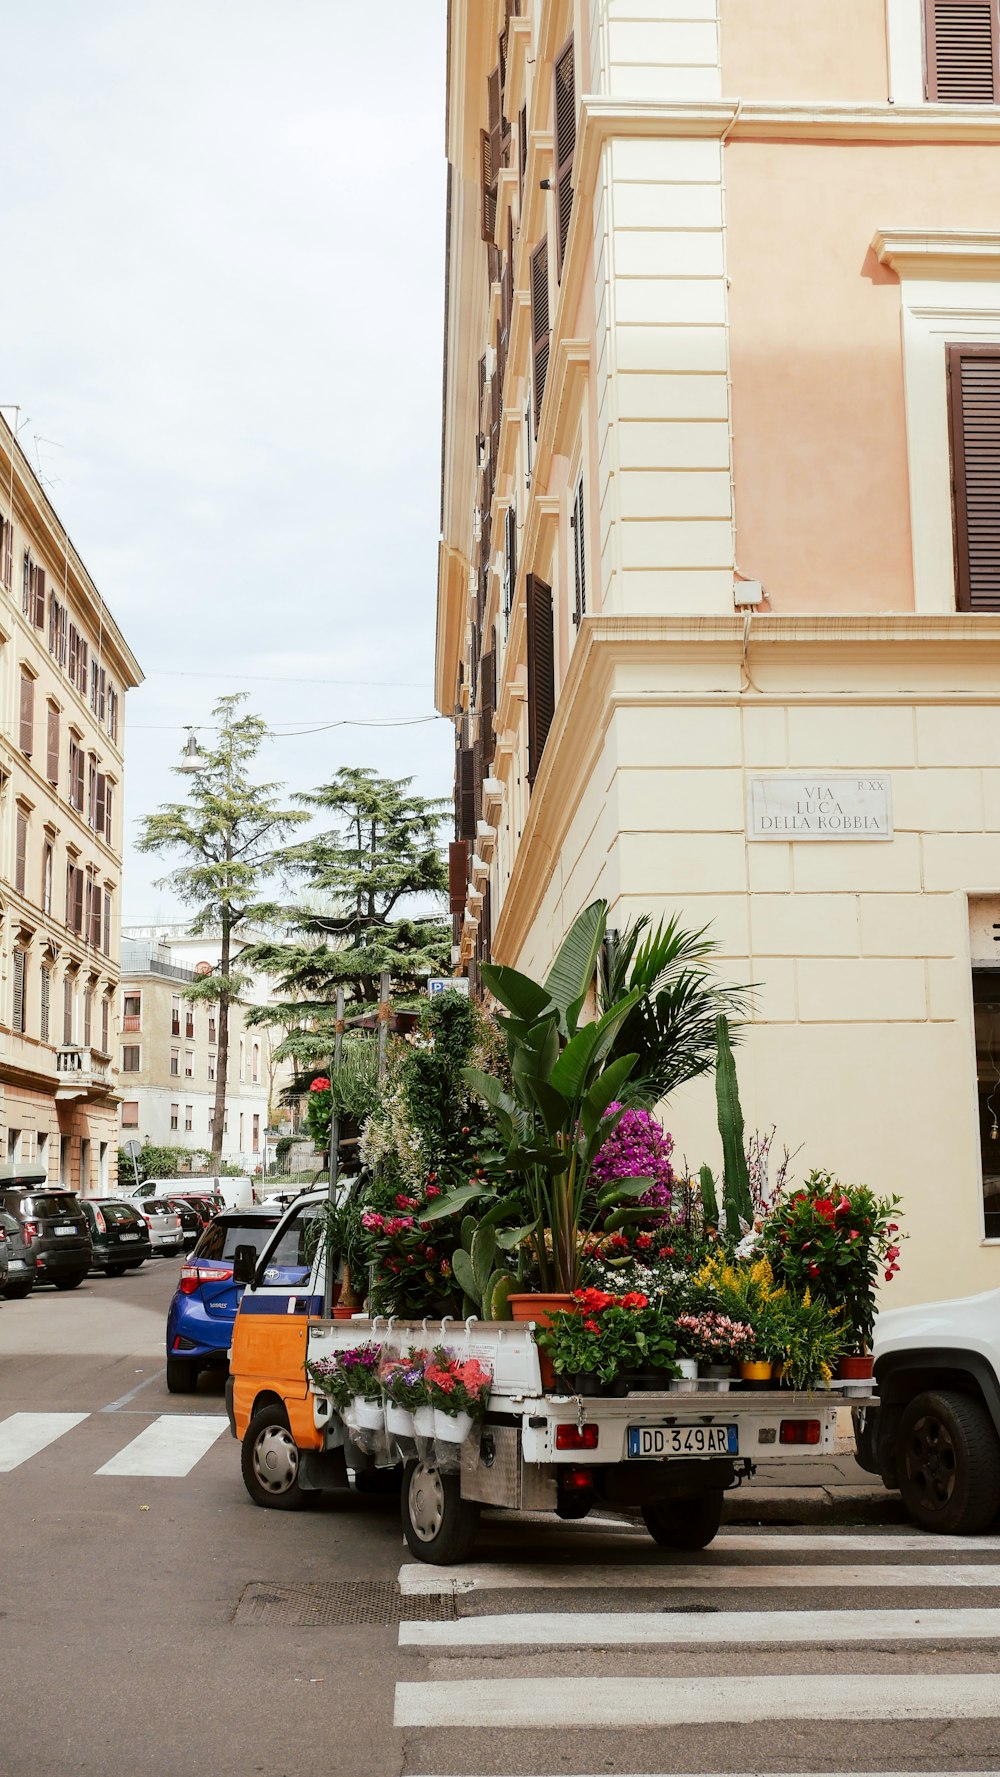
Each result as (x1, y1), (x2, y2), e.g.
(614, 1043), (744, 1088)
(66, 862), (74, 927)
(104, 781), (114, 842)
(48, 595), (58, 655)
(15, 809), (27, 895)
(103, 891), (111, 954)
(68, 625), (78, 684)
(59, 604), (67, 666)
(526, 573), (555, 786)
(22, 553), (31, 617)
(33, 565), (45, 628)
(88, 758), (97, 827)
(449, 839), (469, 914)
(530, 237), (550, 435)
(74, 867), (84, 935)
(571, 476), (587, 626)
(102, 995), (109, 1051)
(40, 967), (50, 1044)
(479, 647), (496, 764)
(78, 637), (88, 696)
(46, 705), (59, 785)
(458, 745), (476, 840)
(518, 104), (527, 208)
(89, 878), (102, 948)
(19, 670), (34, 755)
(948, 343), (1000, 610)
(503, 502), (518, 629)
(553, 36), (576, 275)
(480, 65), (501, 245)
(12, 951), (25, 1035)
(925, 0), (999, 100)
(64, 975), (73, 1043)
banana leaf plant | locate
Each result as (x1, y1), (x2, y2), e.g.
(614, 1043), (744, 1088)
(421, 900), (662, 1294)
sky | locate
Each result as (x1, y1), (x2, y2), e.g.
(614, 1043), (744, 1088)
(2, 0), (450, 925)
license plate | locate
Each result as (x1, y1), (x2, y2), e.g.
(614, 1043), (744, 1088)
(119, 1233), (140, 1241)
(627, 1423), (738, 1458)
(55, 1225), (78, 1236)
(7, 1259), (24, 1270)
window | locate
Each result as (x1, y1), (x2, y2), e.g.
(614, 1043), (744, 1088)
(88, 764), (107, 838)
(170, 1049), (179, 1077)
(7, 1128), (21, 1163)
(90, 659), (106, 721)
(103, 889), (111, 956)
(170, 1103), (179, 1131)
(79, 1137), (90, 1193)
(184, 1051), (194, 1078)
(121, 1101), (139, 1128)
(571, 476), (586, 627)
(65, 860), (84, 934)
(46, 704), (60, 787)
(84, 987), (92, 1047)
(947, 343), (1000, 610)
(239, 1112), (245, 1150)
(252, 1042), (260, 1084)
(239, 1037), (245, 1081)
(123, 993), (141, 1029)
(503, 501), (517, 635)
(42, 841), (53, 916)
(0, 510), (12, 589)
(85, 874), (101, 949)
(208, 1051), (216, 1081)
(924, 0), (998, 101)
(185, 1009), (194, 1039)
(22, 553), (44, 629)
(14, 807), (27, 895)
(103, 780), (115, 843)
(525, 573), (555, 786)
(553, 35), (576, 275)
(40, 965), (51, 1043)
(68, 734), (84, 812)
(37, 1131), (48, 1178)
(107, 684), (119, 743)
(101, 995), (110, 1054)
(252, 1113), (260, 1153)
(63, 975), (74, 1044)
(208, 1012), (217, 1044)
(171, 994), (180, 1037)
(48, 595), (66, 664)
(19, 668), (34, 756)
(184, 1105), (193, 1132)
(121, 1044), (140, 1073)
(12, 950), (26, 1034)
(530, 238), (550, 435)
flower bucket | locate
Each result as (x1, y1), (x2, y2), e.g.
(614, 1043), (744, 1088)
(340, 1399), (359, 1432)
(332, 1305), (357, 1321)
(509, 1293), (574, 1391)
(838, 1353), (875, 1382)
(433, 1408), (474, 1444)
(355, 1397), (385, 1434)
(413, 1404), (436, 1441)
(740, 1359), (774, 1391)
(385, 1403), (415, 1439)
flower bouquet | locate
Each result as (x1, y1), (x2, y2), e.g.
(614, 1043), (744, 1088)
(308, 1341), (384, 1432)
(672, 1311), (755, 1390)
(762, 1171), (903, 1359)
(424, 1349), (494, 1446)
(380, 1349), (428, 1440)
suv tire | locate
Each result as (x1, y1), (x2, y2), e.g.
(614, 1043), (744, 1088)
(641, 1490), (724, 1549)
(3, 1282), (34, 1301)
(241, 1405), (308, 1510)
(401, 1459), (480, 1564)
(166, 1355), (200, 1394)
(897, 1389), (1000, 1534)
(53, 1273), (86, 1291)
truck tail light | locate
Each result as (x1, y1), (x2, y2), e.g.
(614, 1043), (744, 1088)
(779, 1419), (821, 1445)
(555, 1424), (599, 1451)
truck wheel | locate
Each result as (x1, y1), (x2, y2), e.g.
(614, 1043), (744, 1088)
(897, 1390), (1000, 1535)
(401, 1459), (480, 1564)
(241, 1405), (308, 1510)
(642, 1490), (724, 1550)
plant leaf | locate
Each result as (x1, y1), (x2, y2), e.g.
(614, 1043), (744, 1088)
(579, 1052), (638, 1140)
(489, 1273), (518, 1320)
(548, 1022), (600, 1099)
(542, 900), (607, 1036)
(494, 1222), (537, 1250)
(418, 1184), (489, 1222)
(451, 1247), (477, 1302)
(479, 962), (553, 1022)
(595, 1176), (657, 1210)
(471, 1226), (497, 1296)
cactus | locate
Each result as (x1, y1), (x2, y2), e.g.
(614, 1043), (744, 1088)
(699, 1163), (719, 1231)
(715, 1014), (752, 1238)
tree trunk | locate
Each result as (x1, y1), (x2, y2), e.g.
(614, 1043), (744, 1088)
(211, 912), (231, 1159)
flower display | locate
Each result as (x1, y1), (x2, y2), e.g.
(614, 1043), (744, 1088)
(673, 1311), (756, 1366)
(307, 1341), (383, 1407)
(380, 1350), (430, 1410)
(423, 1349), (493, 1417)
(538, 1289), (679, 1385)
(591, 1106), (675, 1220)
(762, 1171), (904, 1352)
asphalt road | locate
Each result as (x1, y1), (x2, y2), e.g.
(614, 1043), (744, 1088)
(2, 1261), (1000, 1777)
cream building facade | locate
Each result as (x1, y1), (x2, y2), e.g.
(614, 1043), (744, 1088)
(438, 0), (1000, 1306)
(0, 413), (142, 1195)
(118, 936), (272, 1171)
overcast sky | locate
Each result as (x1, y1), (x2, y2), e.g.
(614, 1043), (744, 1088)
(4, 0), (450, 926)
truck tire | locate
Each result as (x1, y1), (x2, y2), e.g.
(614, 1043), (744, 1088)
(401, 1459), (480, 1564)
(897, 1390), (1000, 1535)
(642, 1490), (724, 1550)
(241, 1405), (308, 1510)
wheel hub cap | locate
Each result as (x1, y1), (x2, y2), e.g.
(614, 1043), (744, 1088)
(409, 1464), (444, 1542)
(253, 1426), (298, 1494)
(906, 1414), (957, 1510)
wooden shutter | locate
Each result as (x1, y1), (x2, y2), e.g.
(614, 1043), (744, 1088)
(526, 573), (555, 786)
(48, 595), (58, 655)
(22, 553), (31, 616)
(449, 839), (469, 914)
(78, 636), (88, 695)
(571, 476), (587, 626)
(33, 565), (45, 628)
(480, 65), (501, 244)
(95, 773), (107, 839)
(12, 951), (25, 1035)
(553, 36), (576, 275)
(68, 625), (78, 684)
(104, 780), (114, 842)
(15, 809), (27, 894)
(479, 647), (496, 764)
(503, 501), (518, 626)
(925, 0), (999, 100)
(948, 343), (1000, 610)
(102, 995), (109, 1051)
(458, 745), (476, 839)
(58, 604), (67, 666)
(63, 974), (73, 1042)
(46, 704), (59, 784)
(518, 104), (527, 209)
(530, 237), (550, 435)
(40, 968), (50, 1044)
(89, 878), (102, 948)
(103, 891), (111, 954)
(66, 861), (74, 927)
(19, 669), (34, 755)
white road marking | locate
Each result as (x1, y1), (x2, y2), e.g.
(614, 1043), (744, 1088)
(0, 1411), (89, 1471)
(402, 1772), (992, 1776)
(398, 1559), (1000, 1596)
(713, 1530), (1000, 1552)
(399, 1604), (1000, 1648)
(96, 1413), (227, 1477)
(393, 1671), (1000, 1728)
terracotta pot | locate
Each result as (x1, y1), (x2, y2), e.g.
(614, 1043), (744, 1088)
(509, 1292), (575, 1391)
(332, 1305), (358, 1321)
(838, 1353), (875, 1381)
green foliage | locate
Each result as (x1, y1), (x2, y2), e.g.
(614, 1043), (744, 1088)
(303, 1039), (381, 1149)
(597, 913), (747, 1106)
(762, 1171), (904, 1351)
(116, 1143), (209, 1184)
(699, 1163), (719, 1229)
(361, 993), (503, 1197)
(538, 1296), (679, 1385)
(715, 1015), (753, 1237)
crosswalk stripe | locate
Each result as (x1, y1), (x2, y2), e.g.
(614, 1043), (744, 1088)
(398, 1558), (1000, 1596)
(712, 1530), (1000, 1552)
(398, 1604), (1000, 1648)
(0, 1411), (89, 1471)
(401, 1772), (992, 1776)
(96, 1414), (227, 1477)
(393, 1671), (1000, 1728)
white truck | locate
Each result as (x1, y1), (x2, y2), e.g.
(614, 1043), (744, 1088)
(853, 1283), (1000, 1535)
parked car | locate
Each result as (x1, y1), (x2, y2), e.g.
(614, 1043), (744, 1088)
(80, 1199), (153, 1276)
(0, 1186), (92, 1290)
(165, 1207), (286, 1393)
(174, 1188), (225, 1219)
(135, 1198), (185, 1257)
(162, 1197), (203, 1249)
(0, 1223), (8, 1293)
(0, 1208), (35, 1299)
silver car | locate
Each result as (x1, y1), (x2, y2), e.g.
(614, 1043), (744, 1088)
(136, 1198), (185, 1257)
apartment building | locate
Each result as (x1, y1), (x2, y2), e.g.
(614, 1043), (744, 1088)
(118, 938), (271, 1169)
(438, 0), (1000, 1305)
(0, 413), (142, 1193)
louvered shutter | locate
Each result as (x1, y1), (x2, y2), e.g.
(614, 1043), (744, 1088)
(68, 625), (78, 684)
(84, 879), (93, 946)
(40, 968), (50, 1044)
(572, 477), (587, 626)
(479, 647), (496, 764)
(553, 37), (576, 275)
(66, 862), (74, 926)
(90, 878), (102, 947)
(458, 745), (476, 840)
(58, 605), (67, 666)
(48, 595), (58, 655)
(948, 343), (1000, 609)
(518, 105), (527, 208)
(480, 65), (501, 245)
(925, 0), (999, 100)
(95, 773), (107, 837)
(33, 565), (45, 628)
(22, 554), (31, 616)
(74, 868), (84, 935)
(449, 840), (469, 914)
(503, 502), (518, 628)
(530, 237), (550, 435)
(526, 573), (555, 785)
(103, 890), (111, 954)
(15, 809), (27, 894)
(78, 637), (88, 696)
(19, 670), (34, 755)
(63, 975), (73, 1042)
(104, 781), (114, 842)
(46, 704), (59, 784)
(12, 951), (25, 1034)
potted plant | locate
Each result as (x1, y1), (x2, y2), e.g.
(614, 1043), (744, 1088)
(537, 1290), (679, 1395)
(673, 1311), (755, 1390)
(424, 1349), (494, 1443)
(381, 1350), (427, 1439)
(334, 1341), (385, 1432)
(763, 1172), (903, 1376)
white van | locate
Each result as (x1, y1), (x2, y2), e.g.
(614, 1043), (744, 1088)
(118, 1174), (256, 1210)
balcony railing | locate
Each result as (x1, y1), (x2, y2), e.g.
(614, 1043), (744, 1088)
(122, 1015), (141, 1032)
(56, 1045), (112, 1094)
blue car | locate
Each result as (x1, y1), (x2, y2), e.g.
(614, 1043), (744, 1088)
(165, 1208), (286, 1394)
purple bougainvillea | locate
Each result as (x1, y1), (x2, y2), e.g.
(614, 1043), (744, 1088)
(591, 1105), (674, 1219)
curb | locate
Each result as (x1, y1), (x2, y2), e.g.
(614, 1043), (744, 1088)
(723, 1485), (908, 1526)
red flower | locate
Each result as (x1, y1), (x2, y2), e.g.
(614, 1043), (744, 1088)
(583, 1319), (601, 1334)
(425, 1185), (442, 1198)
(309, 1077), (330, 1092)
(635, 1233), (653, 1251)
(620, 1292), (649, 1311)
(658, 1245), (675, 1259)
(808, 1263), (820, 1279)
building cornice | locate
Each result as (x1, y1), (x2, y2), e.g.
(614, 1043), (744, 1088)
(873, 228), (1000, 280)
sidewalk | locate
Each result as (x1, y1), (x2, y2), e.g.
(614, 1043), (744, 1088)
(724, 1450), (906, 1526)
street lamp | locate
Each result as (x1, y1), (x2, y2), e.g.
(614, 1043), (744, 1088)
(178, 729), (205, 773)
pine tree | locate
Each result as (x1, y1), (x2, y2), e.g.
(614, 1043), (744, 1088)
(135, 695), (309, 1156)
(246, 766), (451, 1064)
